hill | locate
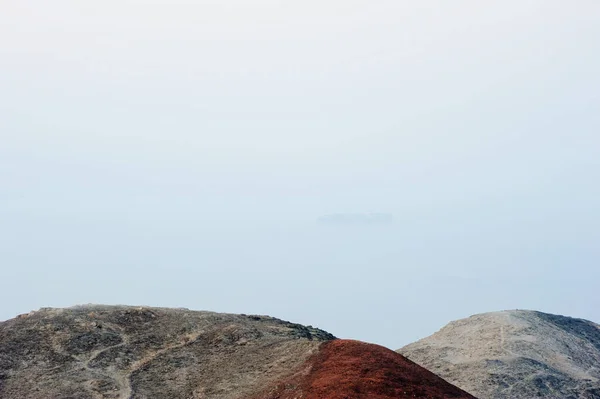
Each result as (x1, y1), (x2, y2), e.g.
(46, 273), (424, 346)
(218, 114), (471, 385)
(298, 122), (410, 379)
(399, 310), (600, 399)
(0, 305), (475, 399)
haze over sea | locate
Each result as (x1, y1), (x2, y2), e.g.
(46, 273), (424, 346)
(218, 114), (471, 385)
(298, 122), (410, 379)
(1, 1), (599, 349)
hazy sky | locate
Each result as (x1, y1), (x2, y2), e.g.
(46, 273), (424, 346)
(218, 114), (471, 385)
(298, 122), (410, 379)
(1, 1), (599, 348)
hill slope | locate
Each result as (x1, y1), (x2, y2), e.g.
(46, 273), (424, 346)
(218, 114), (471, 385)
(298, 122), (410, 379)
(399, 310), (600, 399)
(0, 305), (475, 399)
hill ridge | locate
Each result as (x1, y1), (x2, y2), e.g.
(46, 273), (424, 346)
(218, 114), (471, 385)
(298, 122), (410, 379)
(1, 304), (474, 399)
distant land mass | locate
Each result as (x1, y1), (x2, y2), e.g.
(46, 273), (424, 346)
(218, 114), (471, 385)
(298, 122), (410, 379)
(317, 213), (393, 225)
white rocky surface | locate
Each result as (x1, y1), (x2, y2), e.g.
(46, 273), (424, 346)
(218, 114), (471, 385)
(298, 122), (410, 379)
(399, 310), (600, 399)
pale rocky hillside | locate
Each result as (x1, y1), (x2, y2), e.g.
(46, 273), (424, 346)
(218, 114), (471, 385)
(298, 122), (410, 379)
(399, 310), (600, 399)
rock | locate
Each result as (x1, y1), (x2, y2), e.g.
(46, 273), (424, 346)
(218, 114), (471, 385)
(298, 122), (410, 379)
(398, 310), (600, 399)
(0, 304), (474, 399)
(0, 305), (331, 399)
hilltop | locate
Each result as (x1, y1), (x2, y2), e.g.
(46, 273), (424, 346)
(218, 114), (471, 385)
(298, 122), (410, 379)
(0, 305), (474, 399)
(399, 310), (600, 399)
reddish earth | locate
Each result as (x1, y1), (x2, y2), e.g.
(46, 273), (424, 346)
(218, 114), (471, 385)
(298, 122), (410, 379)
(255, 339), (477, 399)
(1, 307), (477, 398)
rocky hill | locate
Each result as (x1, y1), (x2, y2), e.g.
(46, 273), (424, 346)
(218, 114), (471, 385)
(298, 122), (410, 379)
(0, 305), (475, 399)
(399, 310), (600, 399)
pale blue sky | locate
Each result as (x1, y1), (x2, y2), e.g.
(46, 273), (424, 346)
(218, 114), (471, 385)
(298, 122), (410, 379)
(1, 1), (599, 348)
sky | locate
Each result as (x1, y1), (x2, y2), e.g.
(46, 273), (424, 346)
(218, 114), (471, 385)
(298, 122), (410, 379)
(1, 1), (599, 349)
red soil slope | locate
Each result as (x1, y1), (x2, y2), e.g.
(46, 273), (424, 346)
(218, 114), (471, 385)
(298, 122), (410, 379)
(255, 339), (477, 399)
